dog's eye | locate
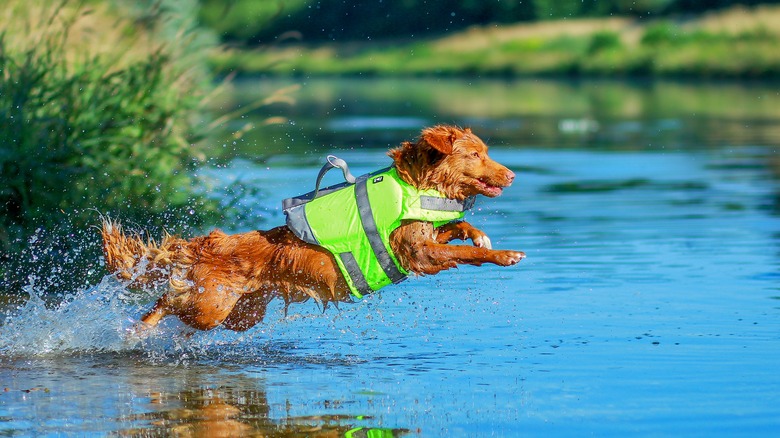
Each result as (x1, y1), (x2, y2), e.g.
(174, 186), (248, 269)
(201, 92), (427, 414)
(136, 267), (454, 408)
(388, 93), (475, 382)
(471, 151), (480, 159)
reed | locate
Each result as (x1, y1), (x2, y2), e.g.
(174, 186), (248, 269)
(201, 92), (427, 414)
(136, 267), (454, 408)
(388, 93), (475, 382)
(0, 0), (222, 292)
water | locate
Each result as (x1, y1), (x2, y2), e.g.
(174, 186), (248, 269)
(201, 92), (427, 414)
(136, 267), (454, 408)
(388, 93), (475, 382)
(2, 78), (780, 436)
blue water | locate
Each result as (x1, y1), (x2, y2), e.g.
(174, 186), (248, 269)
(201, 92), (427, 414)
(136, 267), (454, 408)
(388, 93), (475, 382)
(2, 79), (780, 436)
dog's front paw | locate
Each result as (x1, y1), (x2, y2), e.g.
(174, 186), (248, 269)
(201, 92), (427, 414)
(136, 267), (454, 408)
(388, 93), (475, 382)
(493, 250), (525, 266)
(473, 235), (492, 250)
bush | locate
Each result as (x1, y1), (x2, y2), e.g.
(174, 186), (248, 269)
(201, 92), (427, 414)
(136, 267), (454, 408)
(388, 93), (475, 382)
(641, 21), (681, 46)
(588, 30), (623, 54)
(0, 1), (223, 293)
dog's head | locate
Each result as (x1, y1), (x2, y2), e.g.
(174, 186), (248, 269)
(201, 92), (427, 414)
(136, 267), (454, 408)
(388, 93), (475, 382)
(389, 125), (515, 201)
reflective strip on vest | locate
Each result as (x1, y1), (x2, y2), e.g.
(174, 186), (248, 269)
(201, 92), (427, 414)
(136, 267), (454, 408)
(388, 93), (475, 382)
(354, 177), (407, 285)
(285, 167), (474, 298)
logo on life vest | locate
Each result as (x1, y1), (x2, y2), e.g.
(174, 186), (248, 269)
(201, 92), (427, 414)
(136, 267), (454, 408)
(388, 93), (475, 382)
(372, 176), (384, 184)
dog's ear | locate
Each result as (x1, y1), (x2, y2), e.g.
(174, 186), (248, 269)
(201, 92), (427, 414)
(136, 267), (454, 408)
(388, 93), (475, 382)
(420, 125), (465, 155)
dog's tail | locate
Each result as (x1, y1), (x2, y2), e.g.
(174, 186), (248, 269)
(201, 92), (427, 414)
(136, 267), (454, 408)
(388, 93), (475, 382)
(101, 218), (191, 291)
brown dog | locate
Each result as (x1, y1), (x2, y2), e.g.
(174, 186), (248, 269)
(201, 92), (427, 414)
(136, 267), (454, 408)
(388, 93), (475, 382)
(102, 125), (524, 333)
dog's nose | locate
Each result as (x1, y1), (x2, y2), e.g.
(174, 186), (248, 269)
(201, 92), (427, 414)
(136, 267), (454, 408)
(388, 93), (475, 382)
(505, 169), (516, 185)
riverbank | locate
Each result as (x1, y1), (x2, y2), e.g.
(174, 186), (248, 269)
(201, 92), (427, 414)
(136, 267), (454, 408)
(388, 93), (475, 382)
(210, 5), (780, 78)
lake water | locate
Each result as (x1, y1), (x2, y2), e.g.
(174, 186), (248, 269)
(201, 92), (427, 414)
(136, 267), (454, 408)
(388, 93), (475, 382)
(2, 78), (780, 436)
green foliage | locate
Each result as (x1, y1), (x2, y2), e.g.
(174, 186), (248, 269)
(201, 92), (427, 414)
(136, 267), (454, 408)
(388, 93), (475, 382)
(198, 0), (309, 41)
(214, 2), (780, 80)
(0, 1), (223, 292)
(533, 0), (586, 20)
(199, 0), (764, 43)
(0, 42), (196, 226)
(541, 35), (590, 53)
(588, 31), (623, 54)
(641, 21), (681, 46)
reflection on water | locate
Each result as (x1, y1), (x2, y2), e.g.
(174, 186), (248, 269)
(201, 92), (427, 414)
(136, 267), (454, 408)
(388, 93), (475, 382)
(2, 78), (780, 436)
(120, 388), (405, 437)
(0, 355), (410, 437)
(211, 77), (780, 157)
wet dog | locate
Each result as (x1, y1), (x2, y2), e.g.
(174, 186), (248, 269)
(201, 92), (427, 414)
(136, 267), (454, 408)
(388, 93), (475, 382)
(102, 125), (524, 333)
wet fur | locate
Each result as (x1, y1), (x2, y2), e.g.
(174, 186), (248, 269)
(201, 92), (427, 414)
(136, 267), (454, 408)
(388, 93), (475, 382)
(102, 125), (524, 333)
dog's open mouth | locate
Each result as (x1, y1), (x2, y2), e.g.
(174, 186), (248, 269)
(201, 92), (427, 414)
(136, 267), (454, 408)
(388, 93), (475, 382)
(476, 178), (505, 197)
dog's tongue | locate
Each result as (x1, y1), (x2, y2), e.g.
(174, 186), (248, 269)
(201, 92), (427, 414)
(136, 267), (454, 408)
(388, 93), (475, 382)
(477, 178), (504, 196)
(486, 185), (503, 196)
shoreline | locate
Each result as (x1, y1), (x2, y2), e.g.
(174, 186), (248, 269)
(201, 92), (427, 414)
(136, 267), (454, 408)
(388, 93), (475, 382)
(210, 5), (780, 80)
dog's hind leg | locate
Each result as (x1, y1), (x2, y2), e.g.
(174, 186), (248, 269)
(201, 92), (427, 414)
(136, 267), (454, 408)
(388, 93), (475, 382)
(221, 289), (272, 331)
(122, 299), (169, 341)
(140, 300), (169, 327)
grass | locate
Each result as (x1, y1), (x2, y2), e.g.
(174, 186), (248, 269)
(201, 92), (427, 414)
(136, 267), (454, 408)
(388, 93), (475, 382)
(0, 0), (225, 293)
(210, 5), (780, 79)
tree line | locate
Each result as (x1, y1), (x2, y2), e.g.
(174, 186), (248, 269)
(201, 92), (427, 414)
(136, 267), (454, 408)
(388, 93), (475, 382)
(199, 0), (780, 43)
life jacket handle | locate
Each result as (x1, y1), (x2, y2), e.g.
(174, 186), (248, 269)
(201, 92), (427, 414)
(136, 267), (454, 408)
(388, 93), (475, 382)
(313, 155), (356, 199)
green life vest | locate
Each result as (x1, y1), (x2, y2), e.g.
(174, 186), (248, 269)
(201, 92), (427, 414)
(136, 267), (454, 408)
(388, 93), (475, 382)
(283, 156), (475, 298)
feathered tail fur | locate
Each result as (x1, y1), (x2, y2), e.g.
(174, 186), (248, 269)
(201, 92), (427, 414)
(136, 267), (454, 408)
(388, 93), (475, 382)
(101, 218), (193, 293)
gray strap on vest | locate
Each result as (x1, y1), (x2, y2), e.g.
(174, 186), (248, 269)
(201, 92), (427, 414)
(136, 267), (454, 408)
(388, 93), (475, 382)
(354, 178), (407, 285)
(313, 155), (356, 199)
(420, 195), (476, 212)
(339, 252), (372, 296)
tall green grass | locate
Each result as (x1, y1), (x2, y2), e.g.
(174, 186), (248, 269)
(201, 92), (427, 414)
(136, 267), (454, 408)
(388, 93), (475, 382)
(0, 1), (224, 293)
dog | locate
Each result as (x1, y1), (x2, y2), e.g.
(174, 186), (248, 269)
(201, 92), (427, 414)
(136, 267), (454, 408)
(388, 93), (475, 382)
(102, 125), (524, 333)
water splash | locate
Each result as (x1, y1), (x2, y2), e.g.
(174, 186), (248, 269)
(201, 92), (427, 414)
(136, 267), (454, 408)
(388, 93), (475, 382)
(0, 272), (370, 365)
(0, 275), (148, 356)
(0, 275), (240, 359)
(0, 275), (262, 360)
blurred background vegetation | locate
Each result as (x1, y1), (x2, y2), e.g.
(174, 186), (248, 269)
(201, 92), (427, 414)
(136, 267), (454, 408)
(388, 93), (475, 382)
(0, 0), (226, 293)
(1, 0), (779, 295)
(199, 0), (778, 42)
(202, 0), (780, 77)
